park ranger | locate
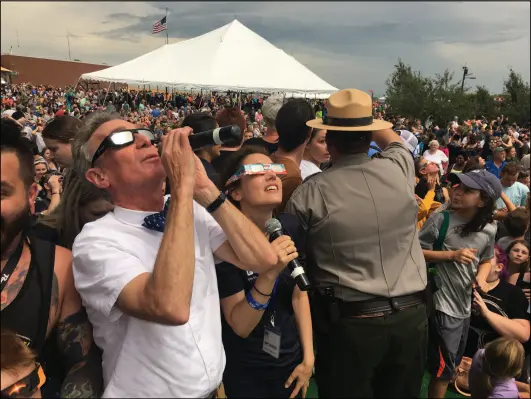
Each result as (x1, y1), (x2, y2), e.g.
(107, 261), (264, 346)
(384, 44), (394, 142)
(285, 88), (428, 398)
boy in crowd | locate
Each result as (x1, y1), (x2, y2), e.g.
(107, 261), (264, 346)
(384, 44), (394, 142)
(1, 329), (45, 398)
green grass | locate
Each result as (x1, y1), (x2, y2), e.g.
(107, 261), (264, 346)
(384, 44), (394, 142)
(306, 372), (466, 398)
(306, 378), (318, 398)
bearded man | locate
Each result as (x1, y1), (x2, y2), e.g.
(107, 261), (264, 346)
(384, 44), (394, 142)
(1, 118), (103, 398)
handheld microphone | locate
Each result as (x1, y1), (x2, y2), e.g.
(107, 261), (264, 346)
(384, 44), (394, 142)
(264, 218), (311, 291)
(189, 124), (242, 150)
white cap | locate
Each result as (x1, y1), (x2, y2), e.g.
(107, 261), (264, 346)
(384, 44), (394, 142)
(398, 130), (418, 153)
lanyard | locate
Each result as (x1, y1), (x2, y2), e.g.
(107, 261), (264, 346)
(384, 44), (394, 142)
(268, 278), (279, 328)
(1, 237), (25, 293)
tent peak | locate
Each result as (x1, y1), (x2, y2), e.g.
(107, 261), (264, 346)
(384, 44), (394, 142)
(223, 19), (245, 34)
(80, 17), (338, 94)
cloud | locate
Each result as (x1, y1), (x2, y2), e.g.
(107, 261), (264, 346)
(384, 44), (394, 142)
(1, 1), (529, 95)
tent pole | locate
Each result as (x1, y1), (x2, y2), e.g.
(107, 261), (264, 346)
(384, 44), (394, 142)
(102, 81), (112, 106)
(72, 76), (81, 91)
(164, 87), (171, 110)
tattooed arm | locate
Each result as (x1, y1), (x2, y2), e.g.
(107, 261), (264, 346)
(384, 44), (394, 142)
(54, 247), (103, 398)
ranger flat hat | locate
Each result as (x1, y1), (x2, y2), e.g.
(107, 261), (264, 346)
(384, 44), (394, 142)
(307, 89), (393, 132)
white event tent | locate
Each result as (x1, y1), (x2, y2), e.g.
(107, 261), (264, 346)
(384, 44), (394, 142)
(80, 19), (338, 96)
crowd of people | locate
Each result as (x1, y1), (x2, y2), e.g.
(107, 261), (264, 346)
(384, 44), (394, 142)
(1, 81), (530, 399)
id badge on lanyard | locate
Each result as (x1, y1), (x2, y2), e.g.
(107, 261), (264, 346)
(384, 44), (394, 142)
(262, 278), (281, 359)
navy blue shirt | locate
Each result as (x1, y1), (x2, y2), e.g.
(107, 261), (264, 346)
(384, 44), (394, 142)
(199, 157), (220, 189)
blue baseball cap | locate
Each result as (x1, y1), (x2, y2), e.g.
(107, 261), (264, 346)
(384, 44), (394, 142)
(455, 169), (503, 201)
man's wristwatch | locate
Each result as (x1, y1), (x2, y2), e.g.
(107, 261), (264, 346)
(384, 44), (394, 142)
(206, 192), (226, 214)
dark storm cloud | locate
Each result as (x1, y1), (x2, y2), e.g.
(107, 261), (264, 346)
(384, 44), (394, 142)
(86, 1), (529, 93)
(92, 2), (527, 51)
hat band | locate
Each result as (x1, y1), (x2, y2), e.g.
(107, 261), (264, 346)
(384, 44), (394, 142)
(323, 115), (373, 127)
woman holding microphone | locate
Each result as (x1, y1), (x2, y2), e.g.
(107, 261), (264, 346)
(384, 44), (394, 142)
(216, 145), (314, 398)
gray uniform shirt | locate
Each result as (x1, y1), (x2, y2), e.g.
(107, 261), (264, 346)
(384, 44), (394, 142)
(419, 212), (496, 319)
(285, 142), (427, 302)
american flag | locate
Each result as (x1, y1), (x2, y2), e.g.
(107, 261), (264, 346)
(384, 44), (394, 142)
(152, 16), (167, 34)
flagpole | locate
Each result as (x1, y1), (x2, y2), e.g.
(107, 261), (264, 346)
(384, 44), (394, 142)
(165, 8), (168, 44)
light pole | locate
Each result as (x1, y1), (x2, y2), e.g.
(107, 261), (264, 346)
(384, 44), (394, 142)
(66, 33), (72, 61)
(461, 65), (476, 92)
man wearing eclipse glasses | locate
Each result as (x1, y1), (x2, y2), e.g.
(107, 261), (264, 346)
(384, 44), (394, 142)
(70, 111), (278, 398)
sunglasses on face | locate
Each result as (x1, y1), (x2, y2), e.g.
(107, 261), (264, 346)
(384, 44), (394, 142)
(91, 128), (154, 167)
(225, 163), (287, 187)
(1, 363), (46, 398)
(420, 161), (436, 171)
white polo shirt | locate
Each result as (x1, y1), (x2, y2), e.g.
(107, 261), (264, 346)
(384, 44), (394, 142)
(72, 197), (227, 398)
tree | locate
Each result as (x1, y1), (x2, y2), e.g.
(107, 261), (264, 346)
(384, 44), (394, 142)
(385, 60), (530, 128)
(429, 69), (473, 126)
(501, 69), (530, 126)
(385, 59), (433, 122)
(470, 85), (497, 122)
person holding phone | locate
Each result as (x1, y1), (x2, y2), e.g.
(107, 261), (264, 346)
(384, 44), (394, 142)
(34, 173), (62, 215)
(465, 245), (530, 360)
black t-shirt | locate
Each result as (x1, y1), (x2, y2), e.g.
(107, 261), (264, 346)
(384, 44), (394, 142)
(200, 157), (221, 189)
(216, 213), (304, 377)
(462, 144), (480, 159)
(243, 138), (279, 155)
(415, 178), (445, 203)
(211, 150), (236, 176)
(465, 280), (529, 357)
(448, 142), (462, 165)
(30, 220), (60, 245)
(34, 197), (51, 214)
(481, 136), (494, 161)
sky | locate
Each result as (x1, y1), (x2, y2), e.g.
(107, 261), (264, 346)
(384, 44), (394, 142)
(1, 1), (529, 95)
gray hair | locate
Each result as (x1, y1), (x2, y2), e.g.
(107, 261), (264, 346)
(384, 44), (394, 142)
(262, 94), (287, 129)
(72, 111), (122, 177)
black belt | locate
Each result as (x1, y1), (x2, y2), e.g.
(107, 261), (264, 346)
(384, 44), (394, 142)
(338, 291), (425, 317)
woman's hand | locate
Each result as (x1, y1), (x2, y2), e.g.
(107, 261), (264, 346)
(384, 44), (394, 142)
(47, 174), (62, 193)
(261, 235), (299, 280)
(285, 361), (313, 398)
(271, 235), (298, 269)
(427, 176), (437, 191)
(452, 248), (478, 264)
(473, 289), (489, 317)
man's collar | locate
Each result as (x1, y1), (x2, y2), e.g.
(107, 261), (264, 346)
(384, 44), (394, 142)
(113, 196), (169, 227)
(333, 152), (371, 168)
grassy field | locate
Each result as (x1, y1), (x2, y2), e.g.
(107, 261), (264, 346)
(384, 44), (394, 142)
(305, 372), (466, 398)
